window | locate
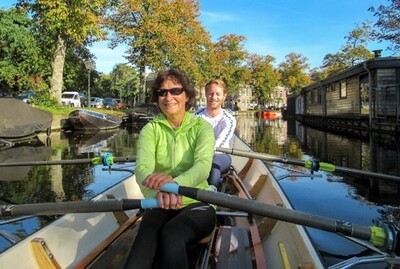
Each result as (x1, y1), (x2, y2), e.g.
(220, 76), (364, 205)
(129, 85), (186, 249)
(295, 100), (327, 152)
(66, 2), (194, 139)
(340, 81), (347, 98)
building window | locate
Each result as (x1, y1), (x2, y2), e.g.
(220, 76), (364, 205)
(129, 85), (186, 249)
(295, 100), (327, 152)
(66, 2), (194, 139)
(340, 81), (347, 98)
(317, 89), (321, 104)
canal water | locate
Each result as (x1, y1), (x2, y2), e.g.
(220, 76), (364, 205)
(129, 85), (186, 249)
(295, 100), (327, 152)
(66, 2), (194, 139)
(1, 115), (399, 266)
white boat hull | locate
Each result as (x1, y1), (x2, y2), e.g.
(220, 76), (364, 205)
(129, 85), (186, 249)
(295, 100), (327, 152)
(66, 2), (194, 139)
(0, 135), (324, 268)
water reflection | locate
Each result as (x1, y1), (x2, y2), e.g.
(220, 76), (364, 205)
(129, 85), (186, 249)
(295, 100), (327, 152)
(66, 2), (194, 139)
(236, 115), (400, 267)
(1, 116), (399, 263)
(0, 128), (140, 253)
(236, 116), (400, 203)
(0, 137), (52, 183)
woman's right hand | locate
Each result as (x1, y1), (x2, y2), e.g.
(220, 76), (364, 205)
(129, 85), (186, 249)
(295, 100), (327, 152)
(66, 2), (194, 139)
(156, 191), (182, 209)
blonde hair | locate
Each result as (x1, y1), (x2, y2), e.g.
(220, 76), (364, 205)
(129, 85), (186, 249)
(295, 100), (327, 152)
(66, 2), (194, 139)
(204, 79), (227, 94)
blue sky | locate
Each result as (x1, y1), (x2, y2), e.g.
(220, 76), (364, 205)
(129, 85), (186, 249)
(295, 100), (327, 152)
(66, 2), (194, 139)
(1, 0), (393, 74)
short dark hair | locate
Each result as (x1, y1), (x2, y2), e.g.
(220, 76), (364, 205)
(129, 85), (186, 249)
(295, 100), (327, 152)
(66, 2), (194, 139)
(150, 68), (195, 110)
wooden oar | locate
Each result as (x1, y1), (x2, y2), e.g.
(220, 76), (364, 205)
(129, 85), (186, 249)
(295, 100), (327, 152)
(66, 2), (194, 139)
(161, 183), (393, 250)
(217, 147), (400, 182)
(0, 198), (158, 217)
(0, 156), (135, 167)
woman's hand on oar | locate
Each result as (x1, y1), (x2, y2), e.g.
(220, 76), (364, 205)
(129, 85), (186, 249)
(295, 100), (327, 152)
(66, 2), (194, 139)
(161, 183), (398, 254)
(0, 198), (158, 217)
(217, 147), (400, 182)
(0, 155), (135, 167)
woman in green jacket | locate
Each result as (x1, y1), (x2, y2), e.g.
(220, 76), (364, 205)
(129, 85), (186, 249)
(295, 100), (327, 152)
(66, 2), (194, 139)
(125, 68), (216, 269)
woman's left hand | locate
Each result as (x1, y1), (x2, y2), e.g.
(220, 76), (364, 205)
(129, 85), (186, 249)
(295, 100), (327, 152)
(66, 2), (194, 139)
(143, 173), (174, 190)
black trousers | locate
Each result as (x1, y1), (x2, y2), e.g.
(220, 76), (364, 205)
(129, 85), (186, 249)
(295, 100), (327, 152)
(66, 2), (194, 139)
(125, 202), (216, 269)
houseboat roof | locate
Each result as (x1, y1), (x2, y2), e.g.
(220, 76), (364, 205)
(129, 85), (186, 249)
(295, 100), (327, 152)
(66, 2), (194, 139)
(303, 56), (400, 92)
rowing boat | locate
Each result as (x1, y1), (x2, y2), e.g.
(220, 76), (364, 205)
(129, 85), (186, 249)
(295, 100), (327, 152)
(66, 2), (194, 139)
(0, 134), (327, 268)
(3, 131), (400, 268)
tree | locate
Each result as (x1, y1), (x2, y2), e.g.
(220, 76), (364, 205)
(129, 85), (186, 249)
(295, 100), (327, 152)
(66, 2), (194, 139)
(319, 22), (374, 77)
(370, 0), (400, 52)
(211, 34), (248, 94)
(110, 64), (139, 106)
(107, 0), (212, 103)
(246, 54), (280, 105)
(0, 8), (47, 94)
(17, 0), (109, 103)
(279, 53), (311, 95)
(342, 22), (374, 65)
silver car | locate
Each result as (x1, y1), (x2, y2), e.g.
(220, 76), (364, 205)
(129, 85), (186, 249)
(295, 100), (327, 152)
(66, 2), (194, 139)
(90, 97), (104, 108)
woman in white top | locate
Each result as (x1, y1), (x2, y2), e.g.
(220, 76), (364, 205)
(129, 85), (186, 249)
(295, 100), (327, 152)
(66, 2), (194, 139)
(196, 79), (237, 188)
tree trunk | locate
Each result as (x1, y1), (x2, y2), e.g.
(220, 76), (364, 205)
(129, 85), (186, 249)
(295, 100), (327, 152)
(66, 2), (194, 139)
(50, 34), (66, 104)
(139, 66), (146, 104)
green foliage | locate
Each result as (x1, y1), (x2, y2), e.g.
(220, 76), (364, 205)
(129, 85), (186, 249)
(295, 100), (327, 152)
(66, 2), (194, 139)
(279, 53), (311, 94)
(16, 0), (111, 102)
(110, 64), (139, 98)
(0, 8), (47, 94)
(107, 0), (212, 92)
(211, 34), (248, 94)
(247, 54), (280, 104)
(320, 22), (374, 77)
(370, 0), (400, 52)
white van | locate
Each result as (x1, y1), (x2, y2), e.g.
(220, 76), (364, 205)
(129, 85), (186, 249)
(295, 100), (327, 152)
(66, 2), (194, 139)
(61, 91), (81, 107)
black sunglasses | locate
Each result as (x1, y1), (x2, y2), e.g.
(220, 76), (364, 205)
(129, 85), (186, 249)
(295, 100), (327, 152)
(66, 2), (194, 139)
(156, 88), (184, 97)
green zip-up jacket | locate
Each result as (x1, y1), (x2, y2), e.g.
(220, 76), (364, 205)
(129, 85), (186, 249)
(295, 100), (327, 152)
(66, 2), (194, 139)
(135, 112), (215, 207)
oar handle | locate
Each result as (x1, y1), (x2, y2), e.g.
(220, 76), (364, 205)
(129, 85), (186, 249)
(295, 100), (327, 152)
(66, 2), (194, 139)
(0, 198), (158, 217)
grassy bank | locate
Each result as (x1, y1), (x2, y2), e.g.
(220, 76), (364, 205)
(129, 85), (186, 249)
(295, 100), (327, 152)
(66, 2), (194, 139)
(36, 105), (126, 117)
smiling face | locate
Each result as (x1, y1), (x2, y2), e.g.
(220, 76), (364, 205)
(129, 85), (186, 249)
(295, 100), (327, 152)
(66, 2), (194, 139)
(158, 78), (188, 121)
(206, 82), (227, 111)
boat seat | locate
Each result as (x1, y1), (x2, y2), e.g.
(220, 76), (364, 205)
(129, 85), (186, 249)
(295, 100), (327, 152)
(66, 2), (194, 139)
(214, 226), (253, 269)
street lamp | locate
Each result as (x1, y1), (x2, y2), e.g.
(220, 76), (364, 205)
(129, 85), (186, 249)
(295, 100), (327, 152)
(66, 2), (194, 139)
(84, 58), (95, 108)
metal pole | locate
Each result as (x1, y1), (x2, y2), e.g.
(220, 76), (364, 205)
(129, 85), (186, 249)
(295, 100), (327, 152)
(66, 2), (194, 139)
(88, 69), (91, 108)
(84, 58), (95, 108)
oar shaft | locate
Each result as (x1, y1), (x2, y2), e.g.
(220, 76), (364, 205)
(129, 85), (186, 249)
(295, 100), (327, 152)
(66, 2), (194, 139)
(0, 198), (158, 217)
(333, 166), (400, 182)
(217, 147), (305, 166)
(0, 157), (135, 167)
(217, 147), (400, 182)
(162, 184), (372, 241)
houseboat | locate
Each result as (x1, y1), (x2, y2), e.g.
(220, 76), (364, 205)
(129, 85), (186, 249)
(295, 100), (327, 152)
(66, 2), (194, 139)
(292, 55), (400, 136)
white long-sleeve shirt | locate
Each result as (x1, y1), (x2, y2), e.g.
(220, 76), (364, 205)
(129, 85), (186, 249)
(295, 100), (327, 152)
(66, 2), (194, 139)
(195, 108), (236, 148)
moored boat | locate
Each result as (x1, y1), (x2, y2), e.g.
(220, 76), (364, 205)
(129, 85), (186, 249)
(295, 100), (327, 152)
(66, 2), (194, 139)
(122, 103), (159, 125)
(256, 109), (282, 119)
(0, 98), (52, 141)
(68, 109), (122, 130)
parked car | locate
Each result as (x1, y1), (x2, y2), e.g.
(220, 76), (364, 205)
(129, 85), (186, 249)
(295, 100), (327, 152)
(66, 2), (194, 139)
(61, 91), (81, 107)
(103, 97), (117, 109)
(16, 91), (36, 104)
(90, 97), (104, 108)
(0, 92), (11, 98)
(115, 99), (127, 109)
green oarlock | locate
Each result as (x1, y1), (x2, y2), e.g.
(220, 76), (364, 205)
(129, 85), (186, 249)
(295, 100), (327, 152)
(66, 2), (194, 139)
(370, 226), (386, 247)
(91, 156), (102, 165)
